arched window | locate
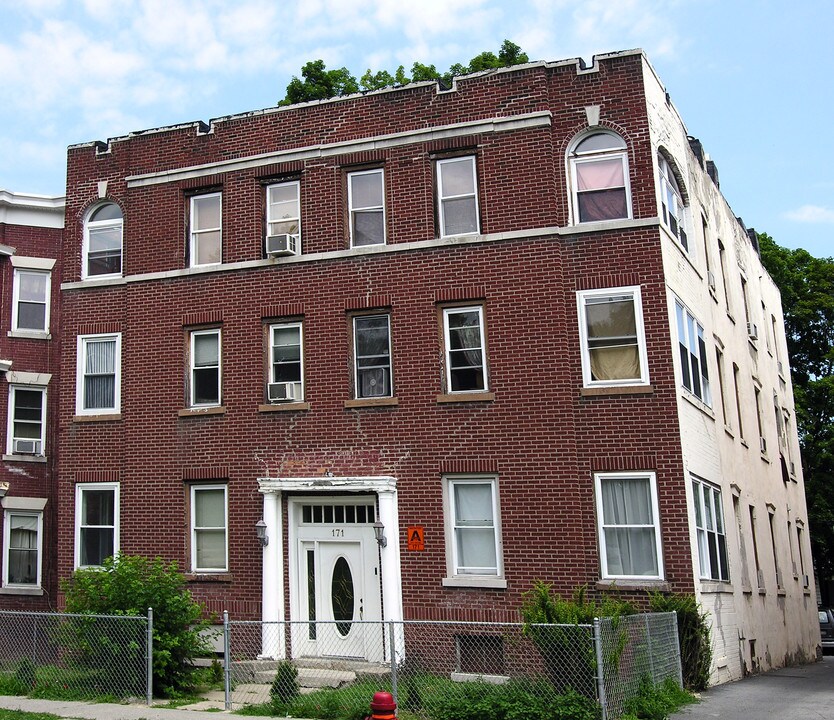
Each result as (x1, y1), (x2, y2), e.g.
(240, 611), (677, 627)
(83, 203), (123, 278)
(569, 132), (630, 223)
(658, 154), (688, 250)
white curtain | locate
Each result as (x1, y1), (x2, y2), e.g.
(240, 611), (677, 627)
(454, 483), (497, 574)
(601, 478), (657, 576)
(84, 339), (115, 409)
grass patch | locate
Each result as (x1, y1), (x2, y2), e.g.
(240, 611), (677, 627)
(0, 712), (63, 720)
(621, 677), (696, 720)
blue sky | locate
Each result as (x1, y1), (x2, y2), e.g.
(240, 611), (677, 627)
(0, 0), (830, 258)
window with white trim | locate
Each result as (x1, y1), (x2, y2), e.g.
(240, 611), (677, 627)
(691, 476), (729, 582)
(7, 386), (45, 456)
(190, 329), (221, 407)
(577, 287), (649, 387)
(437, 156), (479, 237)
(675, 300), (711, 404)
(190, 485), (228, 573)
(442, 306), (488, 393)
(13, 269), (50, 333)
(76, 334), (121, 415)
(3, 509), (42, 587)
(658, 154), (687, 249)
(353, 315), (392, 398)
(83, 202), (123, 278)
(348, 169), (385, 246)
(189, 193), (222, 267)
(569, 132), (630, 223)
(445, 476), (502, 579)
(269, 323), (304, 402)
(75, 483), (119, 568)
(266, 181), (301, 254)
(595, 472), (663, 579)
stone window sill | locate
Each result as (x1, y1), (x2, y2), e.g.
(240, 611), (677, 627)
(178, 406), (226, 418)
(580, 385), (654, 398)
(7, 330), (51, 340)
(596, 579), (670, 592)
(2, 454), (46, 463)
(184, 573), (232, 583)
(0, 586), (44, 596)
(73, 413), (122, 423)
(442, 576), (507, 589)
(259, 402), (311, 413)
(344, 397), (399, 409)
(437, 392), (495, 403)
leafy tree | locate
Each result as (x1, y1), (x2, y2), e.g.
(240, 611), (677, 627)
(280, 59), (360, 106)
(280, 40), (530, 104)
(758, 233), (834, 587)
(61, 554), (213, 697)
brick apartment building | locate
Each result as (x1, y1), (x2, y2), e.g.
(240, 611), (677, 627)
(56, 49), (818, 681)
(0, 190), (64, 609)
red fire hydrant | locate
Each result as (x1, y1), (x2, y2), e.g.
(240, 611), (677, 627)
(367, 690), (398, 720)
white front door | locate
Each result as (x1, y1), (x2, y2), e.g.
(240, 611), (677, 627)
(291, 498), (383, 661)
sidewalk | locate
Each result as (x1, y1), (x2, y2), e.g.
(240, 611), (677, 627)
(671, 656), (834, 720)
(0, 694), (278, 719)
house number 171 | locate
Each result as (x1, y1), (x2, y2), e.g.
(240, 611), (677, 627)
(332, 529), (344, 537)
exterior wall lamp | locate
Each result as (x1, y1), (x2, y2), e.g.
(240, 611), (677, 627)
(373, 520), (387, 548)
(255, 519), (269, 547)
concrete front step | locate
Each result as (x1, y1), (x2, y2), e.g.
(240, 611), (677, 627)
(253, 667), (357, 688)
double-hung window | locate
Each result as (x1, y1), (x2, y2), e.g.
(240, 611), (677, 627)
(577, 287), (649, 387)
(190, 329), (221, 407)
(437, 156), (479, 237)
(691, 476), (729, 582)
(7, 386), (46, 456)
(12, 269), (50, 333)
(353, 315), (392, 398)
(675, 300), (711, 404)
(189, 193), (222, 267)
(266, 181), (301, 255)
(348, 170), (385, 246)
(75, 483), (119, 568)
(83, 203), (123, 278)
(659, 155), (688, 250)
(445, 476), (503, 581)
(76, 334), (121, 416)
(269, 323), (303, 402)
(569, 132), (630, 223)
(190, 485), (228, 573)
(2, 508), (43, 588)
(443, 306), (488, 393)
(595, 472), (663, 579)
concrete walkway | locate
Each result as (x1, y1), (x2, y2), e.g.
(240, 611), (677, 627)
(671, 656), (834, 720)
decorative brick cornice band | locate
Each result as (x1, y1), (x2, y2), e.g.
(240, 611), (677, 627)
(344, 295), (392, 311)
(75, 470), (120, 483)
(440, 458), (499, 474)
(182, 466), (229, 481)
(261, 303), (304, 319)
(256, 162), (304, 179)
(182, 310), (223, 327)
(334, 151), (386, 167)
(77, 322), (121, 335)
(181, 174), (224, 190)
(426, 135), (481, 154)
(434, 286), (486, 303)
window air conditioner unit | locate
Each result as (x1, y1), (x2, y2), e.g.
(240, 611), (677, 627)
(267, 381), (301, 403)
(266, 233), (299, 257)
(803, 574), (810, 589)
(756, 569), (765, 589)
(707, 271), (716, 291)
(789, 461), (796, 476)
(792, 561), (798, 577)
(776, 569), (783, 588)
(759, 436), (767, 454)
(13, 439), (39, 455)
(747, 322), (759, 341)
(360, 368), (389, 398)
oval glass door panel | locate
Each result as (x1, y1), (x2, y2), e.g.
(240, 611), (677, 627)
(331, 556), (355, 637)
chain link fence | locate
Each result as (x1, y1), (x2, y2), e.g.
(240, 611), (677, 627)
(0, 609), (151, 704)
(224, 613), (681, 719)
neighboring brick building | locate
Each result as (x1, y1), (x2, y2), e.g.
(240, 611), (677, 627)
(58, 49), (818, 680)
(0, 189), (64, 609)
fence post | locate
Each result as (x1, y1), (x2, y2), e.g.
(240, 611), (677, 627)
(224, 610), (232, 710)
(146, 608), (153, 706)
(388, 621), (398, 705)
(594, 617), (607, 720)
(645, 613), (655, 681)
(671, 611), (683, 687)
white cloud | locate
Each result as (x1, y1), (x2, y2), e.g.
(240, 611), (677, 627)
(784, 205), (834, 224)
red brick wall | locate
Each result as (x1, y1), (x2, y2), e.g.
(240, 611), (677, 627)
(0, 221), (62, 610)
(59, 53), (693, 620)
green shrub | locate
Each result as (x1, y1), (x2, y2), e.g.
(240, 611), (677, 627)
(648, 592), (712, 691)
(60, 553), (213, 697)
(623, 677), (695, 719)
(521, 582), (635, 696)
(270, 661), (299, 709)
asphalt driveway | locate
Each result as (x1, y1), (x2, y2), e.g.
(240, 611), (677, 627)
(671, 656), (834, 719)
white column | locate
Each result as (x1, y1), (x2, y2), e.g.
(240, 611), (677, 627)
(377, 487), (405, 662)
(261, 490), (285, 659)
